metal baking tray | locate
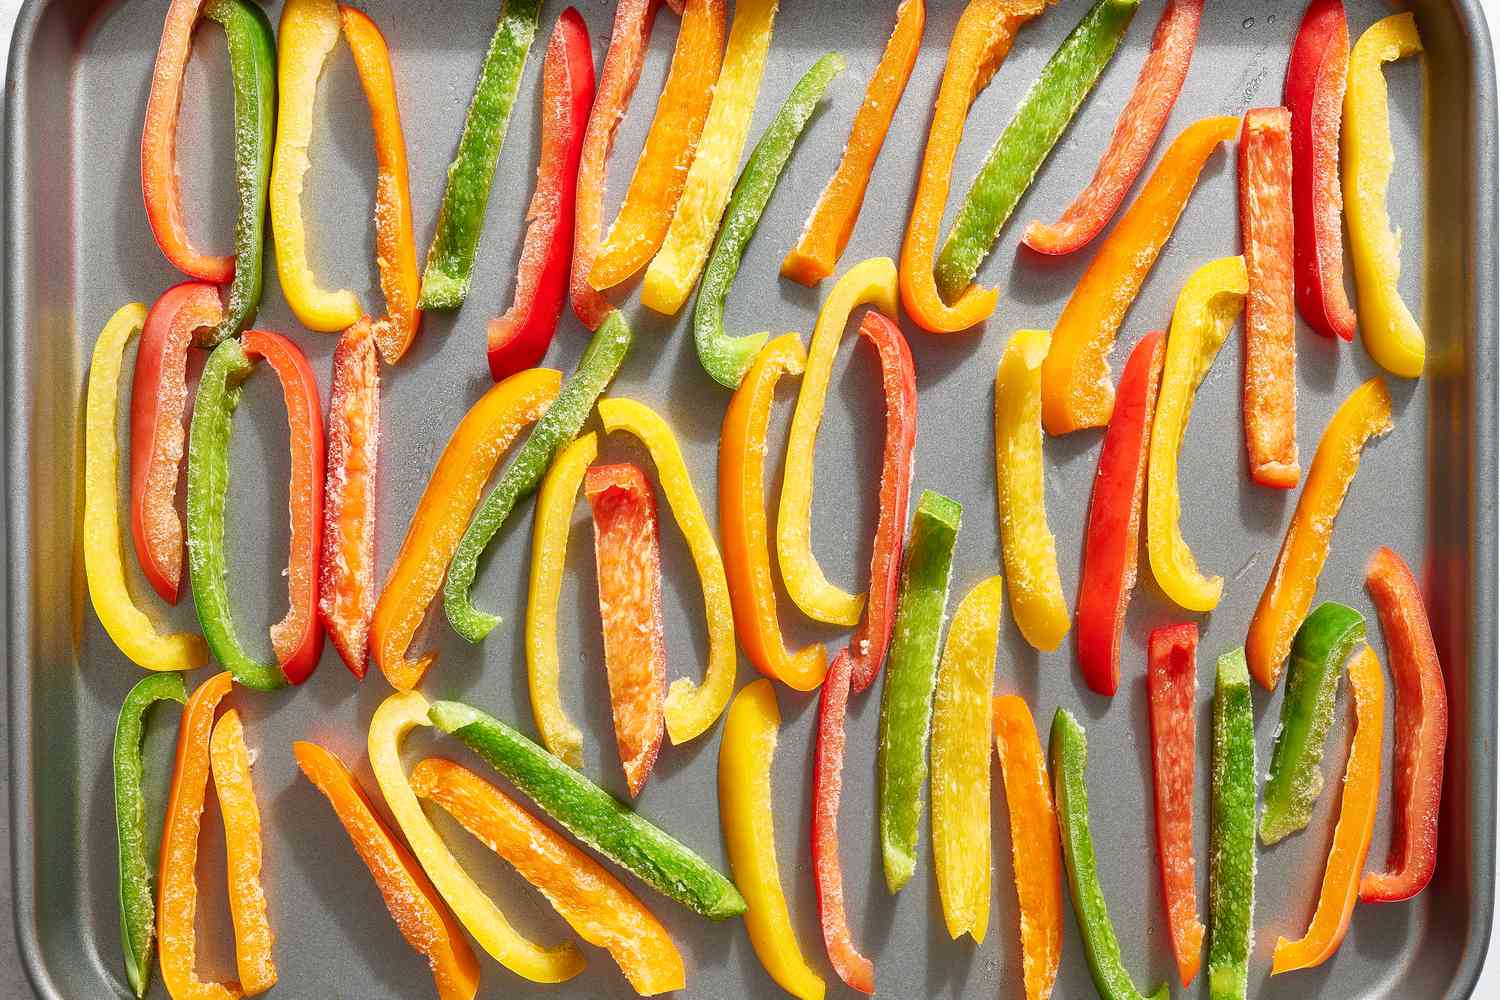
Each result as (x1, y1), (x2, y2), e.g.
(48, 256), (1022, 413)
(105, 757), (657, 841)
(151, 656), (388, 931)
(6, 0), (1496, 997)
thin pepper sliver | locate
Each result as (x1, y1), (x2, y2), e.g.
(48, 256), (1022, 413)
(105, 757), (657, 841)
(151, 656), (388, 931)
(1147, 624), (1203, 986)
(1208, 648), (1256, 1000)
(209, 710), (275, 995)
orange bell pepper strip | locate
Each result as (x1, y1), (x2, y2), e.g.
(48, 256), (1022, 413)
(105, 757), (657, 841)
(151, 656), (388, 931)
(370, 368), (560, 691)
(209, 710), (275, 995)
(1247, 377), (1393, 689)
(292, 741), (480, 1000)
(1272, 644), (1385, 973)
(782, 0), (924, 286)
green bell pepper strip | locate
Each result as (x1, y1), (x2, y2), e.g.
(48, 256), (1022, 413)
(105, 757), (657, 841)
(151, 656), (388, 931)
(877, 490), (962, 893)
(1051, 708), (1170, 1000)
(692, 52), (844, 389)
(1208, 648), (1256, 1000)
(204, 0), (275, 344)
(935, 0), (1139, 303)
(114, 672), (188, 999)
(428, 699), (747, 920)
(419, 0), (542, 309)
(444, 310), (634, 641)
(1260, 602), (1366, 845)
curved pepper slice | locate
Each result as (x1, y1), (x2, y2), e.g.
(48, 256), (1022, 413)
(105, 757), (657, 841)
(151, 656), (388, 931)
(782, 0), (924, 286)
(932, 576), (1003, 942)
(370, 691), (585, 983)
(1040, 116), (1239, 434)
(1146, 256), (1248, 612)
(1208, 648), (1257, 1000)
(1272, 645), (1385, 973)
(777, 257), (899, 626)
(292, 741), (480, 1000)
(209, 710), (275, 995)
(1024, 0), (1201, 254)
(86, 304), (207, 671)
(692, 52), (845, 388)
(1147, 624), (1203, 986)
(996, 329), (1070, 651)
(719, 681), (827, 1000)
(1247, 378), (1392, 688)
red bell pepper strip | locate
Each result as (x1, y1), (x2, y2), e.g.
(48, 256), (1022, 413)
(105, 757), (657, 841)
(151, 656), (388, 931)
(488, 9), (595, 382)
(1075, 330), (1163, 697)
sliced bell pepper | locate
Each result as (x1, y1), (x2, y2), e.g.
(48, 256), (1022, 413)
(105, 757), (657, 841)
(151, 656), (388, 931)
(691, 52), (846, 389)
(1039, 116), (1239, 434)
(719, 681), (827, 1000)
(1246, 377), (1392, 688)
(1146, 623), (1203, 986)
(931, 576), (1003, 942)
(1146, 256), (1248, 612)
(1239, 106), (1301, 488)
(209, 710), (275, 995)
(428, 699), (748, 919)
(777, 257), (899, 627)
(934, 0), (1140, 301)
(782, 0), (924, 286)
(1208, 648), (1256, 1000)
(995, 329), (1070, 651)
(1272, 645), (1385, 973)
(292, 741), (480, 1000)
(878, 490), (963, 893)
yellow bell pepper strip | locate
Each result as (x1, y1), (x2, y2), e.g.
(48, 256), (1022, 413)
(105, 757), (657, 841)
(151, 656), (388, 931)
(720, 336), (829, 691)
(85, 303), (208, 672)
(1344, 13), (1425, 378)
(597, 397), (736, 744)
(995, 329), (1069, 652)
(931, 576), (1003, 942)
(1208, 648), (1257, 1000)
(1039, 116), (1239, 434)
(776, 257), (899, 627)
(1247, 378), (1393, 689)
(719, 681), (827, 1000)
(1272, 645), (1386, 974)
(1146, 256), (1249, 612)
(641, 0), (780, 315)
(589, 0), (728, 291)
(209, 710), (275, 995)
(1147, 624), (1203, 986)
(412, 759), (687, 997)
(992, 695), (1063, 1000)
(293, 741), (481, 1000)
(782, 0), (924, 286)
(369, 691), (585, 983)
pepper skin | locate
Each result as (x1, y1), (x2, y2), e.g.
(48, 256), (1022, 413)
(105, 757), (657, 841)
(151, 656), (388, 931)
(1147, 624), (1203, 986)
(209, 710), (275, 995)
(1208, 649), (1256, 1000)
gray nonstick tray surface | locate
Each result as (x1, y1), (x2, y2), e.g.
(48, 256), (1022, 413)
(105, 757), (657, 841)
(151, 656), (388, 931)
(6, 0), (1497, 997)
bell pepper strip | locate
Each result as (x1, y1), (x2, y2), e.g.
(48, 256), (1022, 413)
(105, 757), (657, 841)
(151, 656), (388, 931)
(931, 576), (1003, 942)
(782, 0), (924, 286)
(597, 397), (737, 744)
(719, 681), (827, 1000)
(777, 257), (899, 626)
(720, 336), (829, 691)
(691, 53), (846, 389)
(1208, 648), (1256, 1000)
(1146, 256), (1249, 612)
(292, 741), (481, 1000)
(86, 304), (208, 671)
(413, 759), (687, 996)
(1039, 116), (1239, 434)
(1023, 0), (1201, 254)
(1146, 623), (1203, 986)
(370, 692), (585, 982)
(1239, 107), (1301, 488)
(1344, 13), (1425, 377)
(1272, 645), (1386, 973)
(114, 672), (188, 999)
(444, 312), (634, 643)
(1287, 0), (1356, 340)
(209, 710), (275, 995)
(1246, 378), (1393, 689)
(641, 0), (781, 316)
(418, 0), (542, 310)
(1076, 331), (1163, 696)
(995, 329), (1070, 652)
(934, 0), (1140, 301)
(1050, 709), (1170, 1000)
(428, 699), (748, 919)
(877, 490), (963, 893)
(1260, 602), (1367, 844)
